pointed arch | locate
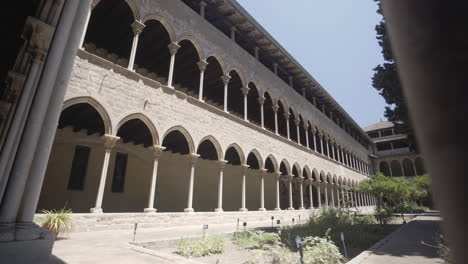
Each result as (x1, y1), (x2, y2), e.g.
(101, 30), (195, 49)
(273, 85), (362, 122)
(415, 157), (425, 175)
(227, 70), (244, 117)
(265, 155), (278, 173)
(379, 161), (391, 176)
(162, 126), (195, 154)
(173, 39), (202, 96)
(177, 35), (203, 59)
(224, 143), (245, 165)
(292, 163), (302, 177)
(302, 165), (311, 179)
(203, 55), (225, 109)
(319, 170), (326, 182)
(312, 168), (319, 181)
(141, 14), (175, 42)
(197, 136), (223, 161)
(115, 112), (159, 146)
(228, 67), (247, 87)
(246, 149), (263, 170)
(277, 99), (288, 138)
(247, 82), (261, 125)
(62, 96), (112, 135)
(205, 53), (226, 73)
(280, 159), (291, 175)
(263, 91), (275, 132)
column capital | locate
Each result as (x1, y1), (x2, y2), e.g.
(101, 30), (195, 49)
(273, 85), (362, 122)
(302, 123), (309, 130)
(294, 118), (301, 126)
(272, 104), (279, 113)
(318, 132), (324, 139)
(241, 86), (250, 97)
(240, 164), (250, 173)
(283, 111), (290, 120)
(221, 74), (231, 85)
(200, 1), (207, 7)
(91, 0), (102, 9)
(103, 134), (120, 151)
(150, 145), (165, 159)
(197, 60), (208, 72)
(131, 20), (146, 35)
(257, 96), (266, 105)
(258, 168), (267, 176)
(188, 153), (200, 165)
(275, 172), (282, 180)
(217, 160), (228, 169)
(168, 42), (181, 55)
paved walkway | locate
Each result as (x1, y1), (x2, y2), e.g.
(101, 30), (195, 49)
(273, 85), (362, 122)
(50, 220), (274, 264)
(349, 214), (443, 264)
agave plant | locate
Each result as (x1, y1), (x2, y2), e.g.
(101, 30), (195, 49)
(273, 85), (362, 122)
(41, 208), (73, 238)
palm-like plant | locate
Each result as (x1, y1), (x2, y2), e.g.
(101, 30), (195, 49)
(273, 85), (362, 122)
(41, 208), (73, 238)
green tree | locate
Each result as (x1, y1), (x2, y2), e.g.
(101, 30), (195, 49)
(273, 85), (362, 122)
(372, 0), (416, 150)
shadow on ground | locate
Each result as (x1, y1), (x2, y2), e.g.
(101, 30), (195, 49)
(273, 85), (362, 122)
(49, 254), (68, 264)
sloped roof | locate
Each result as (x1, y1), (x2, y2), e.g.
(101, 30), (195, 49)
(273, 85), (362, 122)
(363, 121), (395, 132)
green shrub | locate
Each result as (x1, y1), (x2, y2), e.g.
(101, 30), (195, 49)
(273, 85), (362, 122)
(176, 234), (225, 258)
(236, 230), (280, 249)
(40, 208), (73, 238)
(392, 201), (428, 214)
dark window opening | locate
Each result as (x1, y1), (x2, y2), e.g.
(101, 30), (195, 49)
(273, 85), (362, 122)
(67, 146), (90, 190)
(111, 152), (128, 193)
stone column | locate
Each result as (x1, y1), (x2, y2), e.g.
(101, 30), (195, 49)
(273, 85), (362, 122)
(199, 1), (207, 18)
(299, 177), (305, 210)
(341, 187), (345, 207)
(312, 128), (317, 151)
(326, 136), (331, 158)
(389, 163), (394, 177)
(167, 42), (181, 87)
(400, 160), (405, 176)
(127, 20), (145, 70)
(215, 160), (228, 212)
(330, 185), (335, 207)
(184, 154), (200, 213)
(308, 181), (314, 209)
(285, 112), (291, 140)
(273, 63), (278, 75)
(254, 46), (259, 60)
(197, 60), (208, 101)
(287, 175), (294, 210)
(79, 0), (101, 48)
(274, 173), (281, 210)
(144, 145), (165, 213)
(295, 118), (301, 144)
(353, 190), (358, 207)
(346, 152), (350, 167)
(239, 165), (249, 211)
(303, 123), (309, 148)
(222, 74), (231, 112)
(259, 169), (266, 211)
(241, 86), (250, 121)
(317, 183), (322, 207)
(272, 104), (279, 135)
(258, 96), (265, 128)
(331, 141), (336, 160)
(319, 133), (324, 155)
(90, 135), (120, 213)
(324, 183), (329, 207)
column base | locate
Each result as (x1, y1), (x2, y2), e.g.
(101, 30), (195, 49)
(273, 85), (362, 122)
(184, 208), (194, 213)
(90, 207), (103, 214)
(214, 208), (223, 212)
(144, 208), (157, 213)
(299, 207), (305, 210)
(0, 223), (15, 242)
(287, 207), (295, 210)
(274, 208), (281, 211)
(258, 208), (266, 211)
(239, 208), (248, 212)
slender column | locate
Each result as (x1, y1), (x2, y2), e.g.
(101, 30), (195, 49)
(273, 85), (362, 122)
(259, 169), (266, 211)
(312, 128), (317, 151)
(341, 188), (345, 207)
(167, 42), (181, 87)
(346, 152), (350, 167)
(127, 20), (145, 70)
(79, 0), (101, 48)
(197, 60), (208, 101)
(308, 181), (314, 209)
(317, 183), (322, 207)
(241, 87), (250, 121)
(258, 96), (265, 128)
(274, 173), (281, 210)
(254, 46), (259, 60)
(299, 177), (305, 210)
(272, 104), (279, 135)
(90, 135), (120, 213)
(144, 146), (165, 213)
(199, 1), (207, 18)
(360, 193), (364, 207)
(295, 119), (301, 144)
(319, 133), (324, 155)
(389, 163), (394, 177)
(285, 112), (291, 140)
(330, 185), (335, 207)
(222, 74), (231, 112)
(287, 175), (294, 210)
(301, 87), (306, 97)
(326, 137), (331, 158)
(215, 160), (228, 212)
(400, 161), (405, 176)
(303, 123), (309, 148)
(324, 183), (329, 207)
(353, 190), (358, 207)
(239, 165), (249, 211)
(412, 160), (418, 176)
(230, 26), (236, 41)
(331, 141), (336, 160)
(184, 154), (200, 213)
(273, 63), (278, 75)
(289, 76), (294, 87)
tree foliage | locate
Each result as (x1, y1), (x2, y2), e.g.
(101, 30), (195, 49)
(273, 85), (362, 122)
(372, 0), (416, 150)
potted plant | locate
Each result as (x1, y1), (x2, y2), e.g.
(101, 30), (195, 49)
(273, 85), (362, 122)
(41, 208), (73, 238)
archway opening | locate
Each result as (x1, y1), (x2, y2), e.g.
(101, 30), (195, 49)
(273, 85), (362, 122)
(247, 83), (261, 125)
(379, 161), (390, 176)
(227, 70), (244, 118)
(223, 146), (243, 211)
(277, 101), (288, 138)
(390, 160), (403, 177)
(403, 158), (415, 176)
(289, 109), (298, 143)
(173, 40), (200, 97)
(203, 56), (224, 110)
(279, 161), (289, 210)
(246, 152), (261, 210)
(84, 0), (134, 66)
(299, 116), (307, 147)
(263, 92), (275, 132)
(193, 139), (220, 212)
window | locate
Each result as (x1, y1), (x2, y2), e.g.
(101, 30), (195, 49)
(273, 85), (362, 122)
(380, 129), (393, 137)
(111, 152), (128, 193)
(367, 131), (380, 138)
(67, 146), (90, 190)
(376, 142), (392, 151)
(392, 140), (409, 149)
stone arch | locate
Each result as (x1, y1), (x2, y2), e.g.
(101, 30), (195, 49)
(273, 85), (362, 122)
(390, 160), (403, 177)
(224, 143), (246, 165)
(228, 66), (247, 87)
(173, 39), (202, 96)
(263, 91), (275, 132)
(197, 136), (223, 161)
(379, 161), (391, 176)
(319, 170), (326, 182)
(227, 70), (244, 117)
(303, 165), (311, 179)
(288, 107), (298, 142)
(205, 53), (226, 73)
(141, 14), (175, 42)
(326, 173), (332, 184)
(312, 168), (319, 181)
(265, 155), (278, 173)
(292, 163), (302, 177)
(246, 149), (263, 170)
(62, 96), (112, 135)
(177, 35), (203, 59)
(338, 176), (343, 185)
(203, 55), (225, 109)
(162, 126), (195, 154)
(279, 159), (291, 175)
(402, 158), (415, 176)
(247, 82), (261, 125)
(277, 99), (288, 138)
(115, 112), (159, 146)
(123, 0), (140, 21)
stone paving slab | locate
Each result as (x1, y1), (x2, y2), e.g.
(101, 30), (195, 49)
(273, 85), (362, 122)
(348, 215), (443, 264)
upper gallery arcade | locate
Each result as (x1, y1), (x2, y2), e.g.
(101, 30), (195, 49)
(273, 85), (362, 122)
(37, 0), (376, 214)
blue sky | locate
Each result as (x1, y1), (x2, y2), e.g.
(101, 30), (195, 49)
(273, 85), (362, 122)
(236, 0), (386, 128)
